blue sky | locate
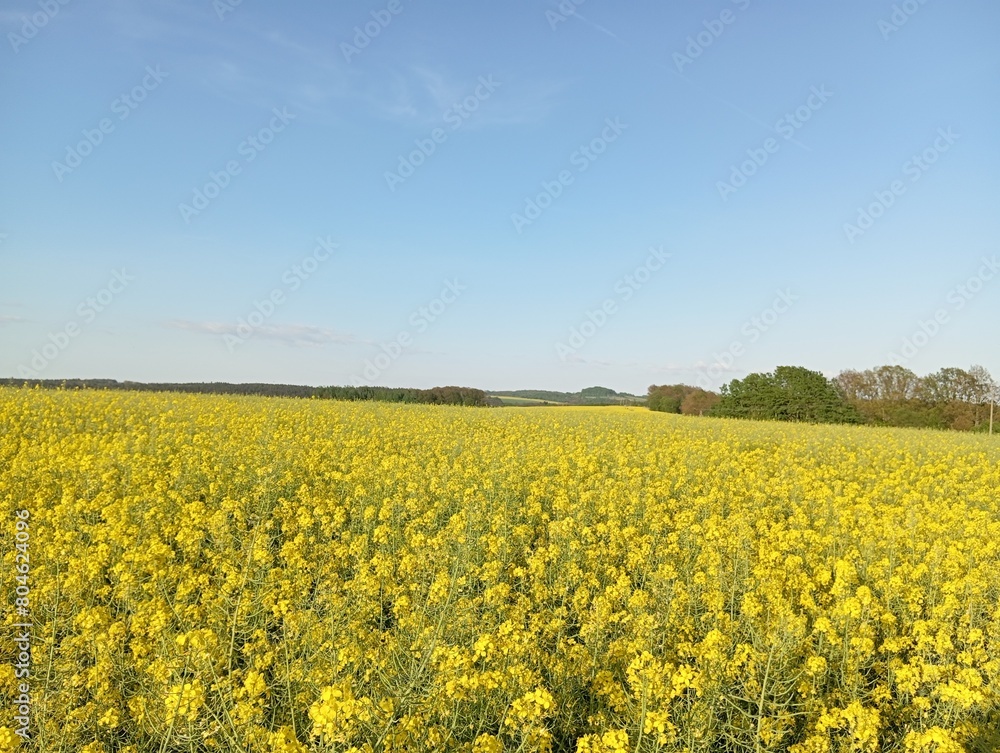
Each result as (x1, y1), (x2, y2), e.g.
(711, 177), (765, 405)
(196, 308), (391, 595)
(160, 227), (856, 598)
(1, 0), (998, 394)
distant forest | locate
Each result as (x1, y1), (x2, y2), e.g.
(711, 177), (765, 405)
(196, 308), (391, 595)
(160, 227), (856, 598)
(650, 364), (998, 432)
(0, 379), (490, 406)
(315, 385), (489, 406)
(0, 380), (635, 408)
(0, 379), (317, 398)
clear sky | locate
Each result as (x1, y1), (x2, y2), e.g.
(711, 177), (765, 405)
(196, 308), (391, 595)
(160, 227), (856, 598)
(1, 0), (998, 394)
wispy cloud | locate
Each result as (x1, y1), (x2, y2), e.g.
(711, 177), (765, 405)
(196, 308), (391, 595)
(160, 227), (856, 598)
(562, 353), (634, 367)
(571, 12), (626, 43)
(0, 315), (24, 326)
(370, 67), (566, 129)
(561, 355), (743, 378)
(103, 2), (561, 128)
(166, 319), (366, 347)
(662, 361), (739, 375)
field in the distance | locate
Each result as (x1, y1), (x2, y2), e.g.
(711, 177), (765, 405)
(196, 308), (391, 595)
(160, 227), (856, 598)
(1, 388), (998, 752)
(489, 395), (569, 406)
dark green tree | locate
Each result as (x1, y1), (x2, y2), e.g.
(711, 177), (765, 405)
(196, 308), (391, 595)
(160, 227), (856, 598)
(715, 366), (860, 424)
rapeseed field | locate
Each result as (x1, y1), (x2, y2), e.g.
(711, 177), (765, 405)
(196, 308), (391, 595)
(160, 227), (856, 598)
(0, 388), (997, 752)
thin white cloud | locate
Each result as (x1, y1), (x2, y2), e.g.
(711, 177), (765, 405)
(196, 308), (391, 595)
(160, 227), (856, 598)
(166, 319), (366, 347)
(366, 66), (565, 129)
(413, 67), (462, 112)
(106, 2), (561, 128)
(687, 360), (741, 374)
(563, 353), (630, 367)
(571, 12), (626, 43)
(561, 356), (742, 377)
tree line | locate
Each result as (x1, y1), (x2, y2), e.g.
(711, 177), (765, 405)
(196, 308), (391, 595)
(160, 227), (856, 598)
(834, 365), (997, 431)
(314, 385), (489, 406)
(649, 364), (998, 432)
(1, 379), (491, 406)
(0, 379), (316, 398)
(647, 384), (721, 415)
